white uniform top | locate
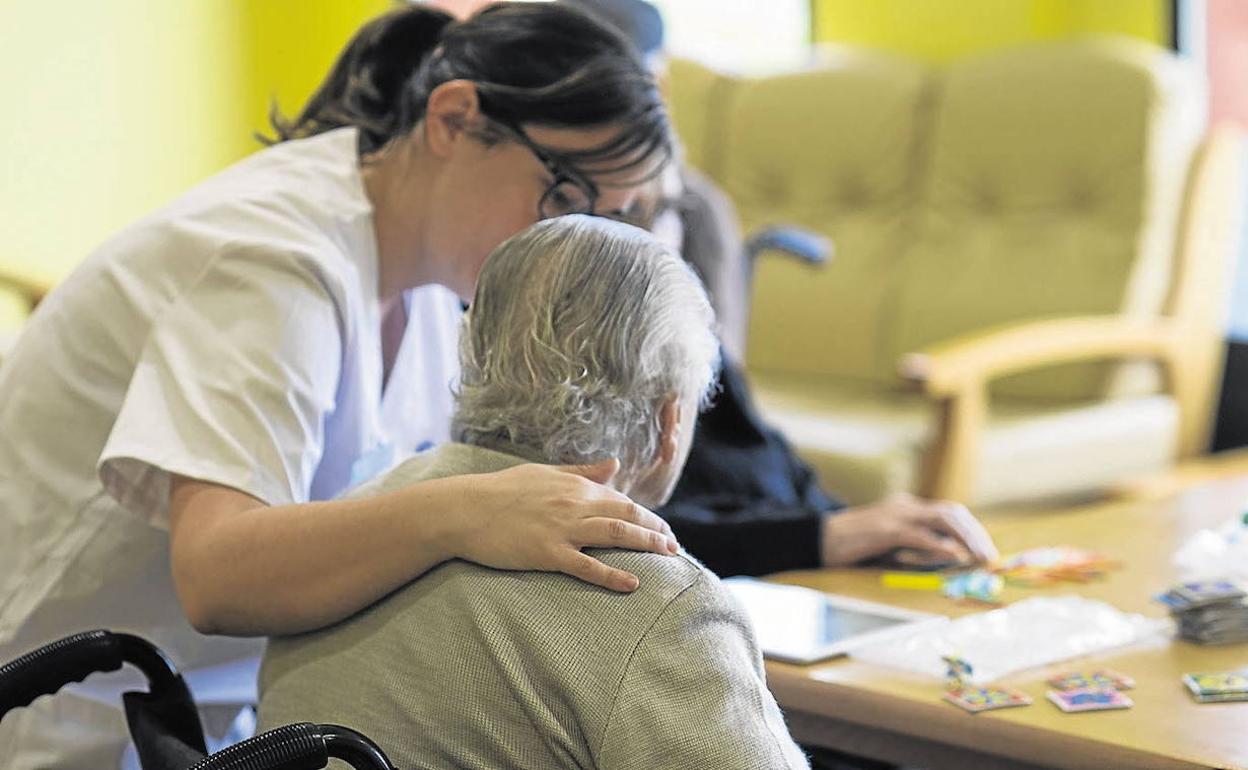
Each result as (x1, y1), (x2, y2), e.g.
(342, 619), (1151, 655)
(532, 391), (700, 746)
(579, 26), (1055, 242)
(0, 128), (462, 752)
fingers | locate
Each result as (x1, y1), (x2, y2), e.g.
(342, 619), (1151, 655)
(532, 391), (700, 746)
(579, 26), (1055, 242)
(891, 519), (969, 561)
(893, 545), (970, 568)
(556, 457), (620, 485)
(543, 458), (678, 541)
(910, 510), (969, 553)
(588, 496), (676, 544)
(923, 501), (999, 563)
(559, 550), (640, 593)
(955, 506), (999, 562)
(576, 514), (679, 555)
(626, 500), (675, 542)
(543, 461), (673, 535)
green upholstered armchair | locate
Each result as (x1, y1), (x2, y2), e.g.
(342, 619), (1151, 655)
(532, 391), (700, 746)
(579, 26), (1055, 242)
(668, 38), (1245, 507)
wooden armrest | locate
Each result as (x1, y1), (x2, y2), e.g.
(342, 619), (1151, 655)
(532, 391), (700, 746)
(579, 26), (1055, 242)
(898, 315), (1183, 398)
(902, 315), (1190, 502)
(0, 268), (51, 311)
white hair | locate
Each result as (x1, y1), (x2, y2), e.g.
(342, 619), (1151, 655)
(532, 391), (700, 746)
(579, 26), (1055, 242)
(452, 215), (720, 479)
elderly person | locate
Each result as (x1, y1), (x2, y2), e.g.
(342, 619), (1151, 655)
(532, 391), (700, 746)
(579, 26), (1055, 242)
(258, 215), (810, 770)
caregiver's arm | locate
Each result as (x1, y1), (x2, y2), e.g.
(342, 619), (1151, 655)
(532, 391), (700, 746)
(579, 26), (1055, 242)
(169, 459), (677, 637)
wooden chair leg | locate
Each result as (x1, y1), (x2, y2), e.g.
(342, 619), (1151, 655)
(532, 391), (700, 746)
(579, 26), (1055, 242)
(920, 387), (986, 504)
(1170, 336), (1224, 459)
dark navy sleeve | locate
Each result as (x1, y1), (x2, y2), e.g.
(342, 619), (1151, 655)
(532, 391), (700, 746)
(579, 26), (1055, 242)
(658, 351), (844, 577)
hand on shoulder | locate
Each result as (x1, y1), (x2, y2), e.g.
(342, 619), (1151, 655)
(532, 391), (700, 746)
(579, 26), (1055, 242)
(443, 458), (680, 593)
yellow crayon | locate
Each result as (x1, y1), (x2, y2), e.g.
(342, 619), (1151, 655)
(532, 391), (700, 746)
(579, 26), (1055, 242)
(880, 572), (944, 591)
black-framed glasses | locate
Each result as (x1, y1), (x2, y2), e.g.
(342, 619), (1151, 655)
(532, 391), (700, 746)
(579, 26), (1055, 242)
(488, 119), (600, 220)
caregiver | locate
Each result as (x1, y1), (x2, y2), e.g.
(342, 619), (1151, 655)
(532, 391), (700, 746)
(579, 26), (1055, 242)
(0, 3), (675, 766)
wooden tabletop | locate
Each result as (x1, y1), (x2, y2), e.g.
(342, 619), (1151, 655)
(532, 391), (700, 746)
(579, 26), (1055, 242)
(764, 477), (1248, 770)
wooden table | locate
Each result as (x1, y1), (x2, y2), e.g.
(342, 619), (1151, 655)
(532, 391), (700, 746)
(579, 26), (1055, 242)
(765, 477), (1248, 770)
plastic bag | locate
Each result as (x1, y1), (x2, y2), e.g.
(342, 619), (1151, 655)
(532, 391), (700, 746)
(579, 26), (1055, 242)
(1172, 512), (1248, 583)
(849, 596), (1169, 684)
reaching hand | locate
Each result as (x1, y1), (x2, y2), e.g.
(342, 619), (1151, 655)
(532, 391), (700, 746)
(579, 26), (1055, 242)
(446, 458), (679, 592)
(820, 492), (999, 568)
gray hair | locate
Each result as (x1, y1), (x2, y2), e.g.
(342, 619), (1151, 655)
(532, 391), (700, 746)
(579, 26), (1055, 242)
(452, 215), (719, 478)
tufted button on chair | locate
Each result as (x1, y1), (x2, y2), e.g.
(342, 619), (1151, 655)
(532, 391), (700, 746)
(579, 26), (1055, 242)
(972, 186), (1002, 216)
(835, 178), (869, 210)
(668, 38), (1245, 507)
(1066, 182), (1096, 213)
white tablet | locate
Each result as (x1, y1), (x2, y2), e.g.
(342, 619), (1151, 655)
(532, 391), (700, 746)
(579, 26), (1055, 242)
(723, 576), (945, 665)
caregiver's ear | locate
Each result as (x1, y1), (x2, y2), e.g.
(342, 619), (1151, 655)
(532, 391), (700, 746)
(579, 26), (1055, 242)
(422, 79), (485, 157)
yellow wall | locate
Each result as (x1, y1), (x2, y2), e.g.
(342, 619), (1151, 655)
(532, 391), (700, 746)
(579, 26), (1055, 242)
(0, 0), (1171, 334)
(0, 1), (248, 288)
(238, 0), (391, 140)
(0, 0), (386, 332)
(813, 0), (1168, 60)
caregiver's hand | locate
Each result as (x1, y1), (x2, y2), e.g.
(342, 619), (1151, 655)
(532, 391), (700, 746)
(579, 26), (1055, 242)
(446, 458), (679, 593)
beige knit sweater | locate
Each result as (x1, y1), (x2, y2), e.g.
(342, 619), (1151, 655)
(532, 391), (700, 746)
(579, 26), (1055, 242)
(258, 443), (809, 770)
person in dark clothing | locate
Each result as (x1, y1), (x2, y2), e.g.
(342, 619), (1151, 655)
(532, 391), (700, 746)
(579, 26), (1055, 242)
(648, 168), (998, 577)
(561, 0), (999, 577)
(660, 352), (833, 576)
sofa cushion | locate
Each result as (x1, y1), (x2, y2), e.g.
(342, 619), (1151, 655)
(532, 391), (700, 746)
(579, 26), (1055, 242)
(888, 38), (1205, 401)
(717, 48), (930, 384)
(750, 371), (1178, 507)
(666, 57), (734, 175)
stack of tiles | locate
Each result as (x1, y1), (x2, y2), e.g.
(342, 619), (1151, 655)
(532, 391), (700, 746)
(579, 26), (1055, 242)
(1182, 671), (1248, 703)
(1045, 669), (1134, 713)
(1156, 580), (1248, 645)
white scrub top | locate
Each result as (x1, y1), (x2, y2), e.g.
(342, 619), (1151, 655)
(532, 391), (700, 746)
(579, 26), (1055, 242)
(0, 128), (462, 764)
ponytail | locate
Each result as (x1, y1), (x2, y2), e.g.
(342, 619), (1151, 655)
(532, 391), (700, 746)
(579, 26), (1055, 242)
(265, 5), (454, 153)
(265, 2), (671, 180)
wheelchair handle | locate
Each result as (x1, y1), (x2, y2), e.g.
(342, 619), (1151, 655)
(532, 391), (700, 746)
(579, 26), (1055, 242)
(744, 226), (833, 267)
(1, 630), (122, 716)
(189, 723), (398, 770)
(0, 629), (193, 718)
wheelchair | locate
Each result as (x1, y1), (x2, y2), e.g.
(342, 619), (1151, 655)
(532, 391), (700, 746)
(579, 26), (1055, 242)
(0, 629), (399, 770)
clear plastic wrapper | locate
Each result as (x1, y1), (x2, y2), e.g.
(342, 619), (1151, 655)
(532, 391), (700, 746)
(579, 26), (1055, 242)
(849, 596), (1169, 684)
(1172, 513), (1248, 583)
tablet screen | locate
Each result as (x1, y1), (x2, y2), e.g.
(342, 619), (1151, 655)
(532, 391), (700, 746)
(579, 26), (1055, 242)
(724, 577), (942, 665)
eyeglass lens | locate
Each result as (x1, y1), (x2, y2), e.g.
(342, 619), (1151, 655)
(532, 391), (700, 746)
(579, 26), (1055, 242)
(540, 178), (595, 219)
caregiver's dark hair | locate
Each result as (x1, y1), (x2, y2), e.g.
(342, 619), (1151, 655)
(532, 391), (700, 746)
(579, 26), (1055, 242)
(268, 2), (672, 182)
